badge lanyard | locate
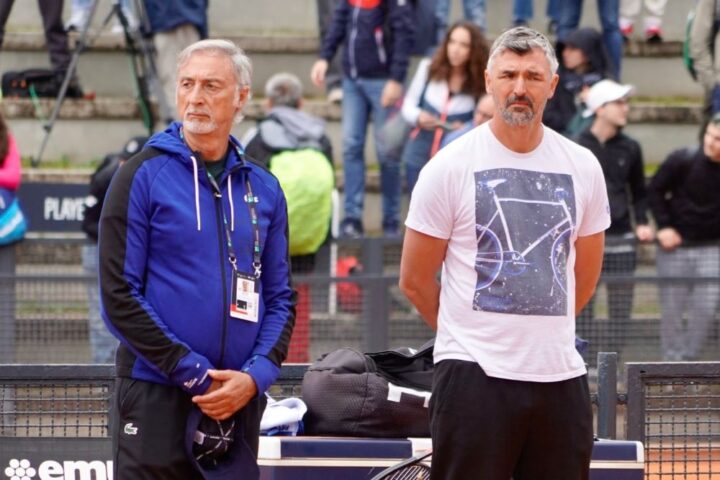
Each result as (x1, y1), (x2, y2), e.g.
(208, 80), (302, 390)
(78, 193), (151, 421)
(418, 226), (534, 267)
(180, 128), (262, 278)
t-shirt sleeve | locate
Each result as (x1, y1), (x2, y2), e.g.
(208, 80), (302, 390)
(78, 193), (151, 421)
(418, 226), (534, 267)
(404, 150), (455, 240)
(577, 153), (611, 237)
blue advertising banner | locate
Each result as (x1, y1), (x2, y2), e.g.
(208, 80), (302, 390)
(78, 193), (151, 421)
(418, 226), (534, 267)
(16, 183), (88, 233)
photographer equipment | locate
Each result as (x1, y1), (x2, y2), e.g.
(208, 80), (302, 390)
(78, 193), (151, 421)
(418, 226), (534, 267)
(32, 0), (173, 167)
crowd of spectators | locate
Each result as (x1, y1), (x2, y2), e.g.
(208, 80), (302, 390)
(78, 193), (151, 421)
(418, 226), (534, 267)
(307, 0), (718, 362)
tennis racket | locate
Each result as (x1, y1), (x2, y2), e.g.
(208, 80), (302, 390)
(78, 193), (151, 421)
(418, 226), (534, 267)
(369, 450), (432, 480)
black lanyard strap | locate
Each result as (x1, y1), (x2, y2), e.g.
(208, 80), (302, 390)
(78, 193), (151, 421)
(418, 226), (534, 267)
(243, 177), (263, 278)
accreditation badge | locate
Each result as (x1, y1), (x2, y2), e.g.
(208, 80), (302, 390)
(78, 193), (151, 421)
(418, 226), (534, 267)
(230, 271), (259, 322)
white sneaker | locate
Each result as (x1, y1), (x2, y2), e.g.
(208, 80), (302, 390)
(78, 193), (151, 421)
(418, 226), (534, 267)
(65, 10), (89, 32)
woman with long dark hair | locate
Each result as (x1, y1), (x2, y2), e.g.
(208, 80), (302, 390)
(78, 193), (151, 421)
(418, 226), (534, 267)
(401, 20), (489, 193)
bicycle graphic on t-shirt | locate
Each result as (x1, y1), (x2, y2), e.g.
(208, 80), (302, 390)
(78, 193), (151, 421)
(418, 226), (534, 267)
(473, 169), (576, 316)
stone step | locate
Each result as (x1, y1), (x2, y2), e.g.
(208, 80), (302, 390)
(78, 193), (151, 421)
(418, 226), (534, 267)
(1, 96), (704, 168)
(2, 96), (703, 124)
(0, 30), (702, 99)
(3, 0), (696, 40)
(0, 32), (326, 98)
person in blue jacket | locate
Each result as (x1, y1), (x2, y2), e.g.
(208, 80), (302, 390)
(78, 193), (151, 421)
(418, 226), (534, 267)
(99, 39), (295, 479)
(310, 0), (414, 238)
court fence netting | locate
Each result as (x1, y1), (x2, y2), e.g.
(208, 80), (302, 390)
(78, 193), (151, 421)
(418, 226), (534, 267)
(2, 237), (719, 366)
(0, 237), (719, 478)
(0, 360), (717, 479)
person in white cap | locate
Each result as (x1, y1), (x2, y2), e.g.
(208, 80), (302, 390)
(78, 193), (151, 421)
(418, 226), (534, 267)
(575, 79), (654, 359)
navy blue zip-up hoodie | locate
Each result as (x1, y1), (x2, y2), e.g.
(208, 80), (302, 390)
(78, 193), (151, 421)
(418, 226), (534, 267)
(320, 0), (415, 82)
(99, 122), (295, 398)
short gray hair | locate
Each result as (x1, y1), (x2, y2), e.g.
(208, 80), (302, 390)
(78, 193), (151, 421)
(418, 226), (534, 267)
(177, 39), (253, 90)
(265, 73), (303, 108)
(487, 27), (558, 75)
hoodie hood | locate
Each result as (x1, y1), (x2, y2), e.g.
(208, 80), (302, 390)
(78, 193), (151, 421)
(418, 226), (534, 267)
(259, 106), (326, 151)
(144, 122), (249, 232)
(560, 27), (614, 79)
(145, 121), (247, 167)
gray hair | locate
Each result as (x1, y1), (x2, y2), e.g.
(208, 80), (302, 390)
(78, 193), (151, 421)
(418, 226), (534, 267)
(265, 73), (303, 108)
(177, 39), (253, 90)
(177, 39), (253, 123)
(487, 26), (558, 75)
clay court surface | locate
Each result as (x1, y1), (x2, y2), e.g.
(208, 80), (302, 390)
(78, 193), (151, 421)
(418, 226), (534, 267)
(646, 448), (720, 479)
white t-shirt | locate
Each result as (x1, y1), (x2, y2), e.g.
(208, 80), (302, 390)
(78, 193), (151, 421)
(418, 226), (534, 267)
(406, 123), (611, 382)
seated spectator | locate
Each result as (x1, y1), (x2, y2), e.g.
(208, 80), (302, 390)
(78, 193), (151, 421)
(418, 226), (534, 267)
(544, 27), (613, 135)
(647, 115), (720, 361)
(401, 20), (488, 194)
(556, 0), (622, 78)
(440, 93), (494, 149)
(574, 80), (653, 357)
(244, 72), (334, 362)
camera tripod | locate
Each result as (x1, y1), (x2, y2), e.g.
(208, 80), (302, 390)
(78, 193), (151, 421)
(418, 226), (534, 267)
(32, 0), (173, 167)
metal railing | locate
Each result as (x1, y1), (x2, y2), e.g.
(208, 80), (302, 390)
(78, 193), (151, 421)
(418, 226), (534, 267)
(1, 238), (719, 365)
(1, 360), (719, 480)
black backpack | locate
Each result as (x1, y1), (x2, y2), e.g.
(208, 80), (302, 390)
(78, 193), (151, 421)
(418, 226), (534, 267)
(1, 68), (83, 98)
(302, 340), (434, 438)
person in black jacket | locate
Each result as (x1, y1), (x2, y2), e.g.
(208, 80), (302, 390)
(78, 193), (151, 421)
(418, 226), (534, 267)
(648, 115), (720, 361)
(544, 27), (613, 136)
(82, 136), (147, 364)
(574, 80), (652, 358)
(310, 0), (414, 238)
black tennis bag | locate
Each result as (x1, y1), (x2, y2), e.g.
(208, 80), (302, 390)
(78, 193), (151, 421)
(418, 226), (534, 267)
(2, 69), (60, 98)
(302, 339), (433, 438)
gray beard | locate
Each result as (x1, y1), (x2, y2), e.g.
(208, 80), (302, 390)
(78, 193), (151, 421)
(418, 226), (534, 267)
(183, 118), (218, 135)
(499, 107), (535, 126)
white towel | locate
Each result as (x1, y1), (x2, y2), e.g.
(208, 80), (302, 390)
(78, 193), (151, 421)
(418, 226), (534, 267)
(260, 396), (308, 436)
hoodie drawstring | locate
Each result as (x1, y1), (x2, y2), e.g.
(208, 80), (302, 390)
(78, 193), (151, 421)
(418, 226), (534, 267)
(227, 174), (235, 231)
(190, 154), (202, 231)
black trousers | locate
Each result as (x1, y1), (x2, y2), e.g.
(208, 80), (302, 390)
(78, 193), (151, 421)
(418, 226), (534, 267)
(429, 360), (593, 480)
(112, 377), (265, 480)
(0, 0), (71, 73)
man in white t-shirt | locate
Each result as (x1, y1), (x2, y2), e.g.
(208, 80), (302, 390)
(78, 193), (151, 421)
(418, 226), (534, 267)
(399, 26), (610, 480)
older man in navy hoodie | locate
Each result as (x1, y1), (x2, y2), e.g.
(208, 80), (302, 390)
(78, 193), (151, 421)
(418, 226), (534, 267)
(99, 39), (295, 479)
